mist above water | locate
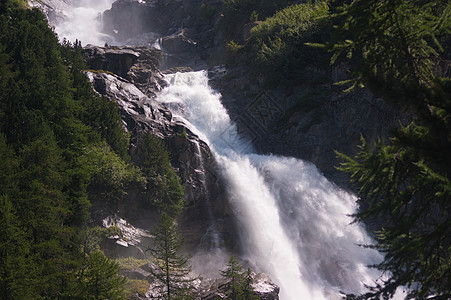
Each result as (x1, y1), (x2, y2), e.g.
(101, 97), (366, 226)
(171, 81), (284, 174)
(53, 0), (116, 46)
(156, 71), (388, 300)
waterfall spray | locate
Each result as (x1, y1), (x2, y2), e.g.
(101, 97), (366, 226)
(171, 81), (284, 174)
(156, 71), (387, 299)
(53, 0), (116, 46)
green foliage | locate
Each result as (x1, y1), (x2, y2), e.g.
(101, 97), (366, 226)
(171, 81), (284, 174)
(79, 141), (145, 201)
(147, 212), (196, 300)
(116, 257), (149, 270)
(221, 0), (296, 37)
(226, 40), (245, 53)
(247, 1), (330, 86)
(331, 0), (451, 298)
(329, 0), (450, 94)
(82, 250), (126, 300)
(220, 256), (259, 300)
(0, 195), (31, 299)
(124, 279), (150, 298)
(249, 10), (259, 22)
(0, 1), (136, 298)
(140, 133), (184, 217)
(220, 256), (244, 299)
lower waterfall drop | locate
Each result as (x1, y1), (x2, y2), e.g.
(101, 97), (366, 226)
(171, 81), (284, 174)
(156, 71), (384, 299)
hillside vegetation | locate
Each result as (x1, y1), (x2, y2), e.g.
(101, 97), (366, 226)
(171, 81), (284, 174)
(223, 0), (450, 298)
(0, 1), (185, 298)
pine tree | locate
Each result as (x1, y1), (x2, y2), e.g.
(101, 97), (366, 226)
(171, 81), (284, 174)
(242, 268), (259, 300)
(140, 133), (184, 217)
(82, 250), (126, 300)
(220, 256), (245, 300)
(147, 212), (195, 300)
(0, 195), (32, 300)
(330, 0), (451, 298)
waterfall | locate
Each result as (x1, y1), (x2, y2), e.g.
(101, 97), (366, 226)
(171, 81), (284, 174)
(53, 0), (116, 46)
(156, 71), (387, 300)
(48, 2), (403, 296)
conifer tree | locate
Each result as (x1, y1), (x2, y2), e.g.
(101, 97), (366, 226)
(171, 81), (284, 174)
(82, 250), (126, 300)
(140, 133), (184, 217)
(0, 195), (31, 300)
(0, 2), (138, 298)
(329, 0), (451, 298)
(220, 256), (245, 300)
(147, 212), (195, 300)
(242, 268), (259, 300)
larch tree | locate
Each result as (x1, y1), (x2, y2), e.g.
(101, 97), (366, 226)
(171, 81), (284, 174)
(220, 256), (245, 300)
(147, 212), (196, 300)
(82, 250), (126, 300)
(329, 0), (451, 298)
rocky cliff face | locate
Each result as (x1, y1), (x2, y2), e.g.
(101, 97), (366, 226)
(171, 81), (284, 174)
(83, 43), (278, 300)
(82, 46), (235, 253)
(98, 0), (407, 189)
(102, 0), (223, 70)
(209, 64), (410, 187)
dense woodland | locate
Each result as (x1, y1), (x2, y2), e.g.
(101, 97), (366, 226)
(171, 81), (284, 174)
(0, 1), (186, 298)
(0, 0), (450, 299)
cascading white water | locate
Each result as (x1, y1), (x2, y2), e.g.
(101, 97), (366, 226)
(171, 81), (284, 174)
(47, 0), (406, 296)
(156, 71), (387, 300)
(53, 0), (116, 46)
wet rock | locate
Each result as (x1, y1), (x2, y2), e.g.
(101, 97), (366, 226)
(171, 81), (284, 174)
(196, 272), (279, 300)
(84, 62), (230, 252)
(29, 0), (71, 25)
(209, 64), (410, 188)
(83, 46), (140, 77)
(83, 45), (165, 96)
(252, 273), (280, 300)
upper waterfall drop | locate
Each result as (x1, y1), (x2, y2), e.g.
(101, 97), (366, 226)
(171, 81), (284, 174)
(52, 0), (116, 46)
(156, 70), (385, 299)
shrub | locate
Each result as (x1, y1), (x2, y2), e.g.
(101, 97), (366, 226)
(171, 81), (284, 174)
(124, 279), (150, 298)
(247, 1), (330, 86)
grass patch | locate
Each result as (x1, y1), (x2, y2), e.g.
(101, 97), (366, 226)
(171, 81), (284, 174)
(116, 257), (149, 270)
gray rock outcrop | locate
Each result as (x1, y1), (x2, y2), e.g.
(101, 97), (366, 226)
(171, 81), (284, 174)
(83, 45), (236, 254)
(196, 272), (279, 299)
(102, 0), (223, 70)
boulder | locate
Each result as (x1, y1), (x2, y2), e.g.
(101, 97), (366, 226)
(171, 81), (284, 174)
(83, 46), (141, 78)
(196, 272), (279, 299)
(161, 32), (197, 54)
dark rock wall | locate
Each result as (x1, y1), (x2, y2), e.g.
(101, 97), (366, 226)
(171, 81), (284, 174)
(100, 0), (408, 191)
(209, 64), (410, 188)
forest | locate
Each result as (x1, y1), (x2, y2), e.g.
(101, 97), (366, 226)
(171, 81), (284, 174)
(0, 0), (450, 299)
(0, 0), (187, 298)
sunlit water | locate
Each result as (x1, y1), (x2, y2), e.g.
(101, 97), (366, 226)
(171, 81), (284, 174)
(53, 0), (116, 46)
(156, 71), (394, 299)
